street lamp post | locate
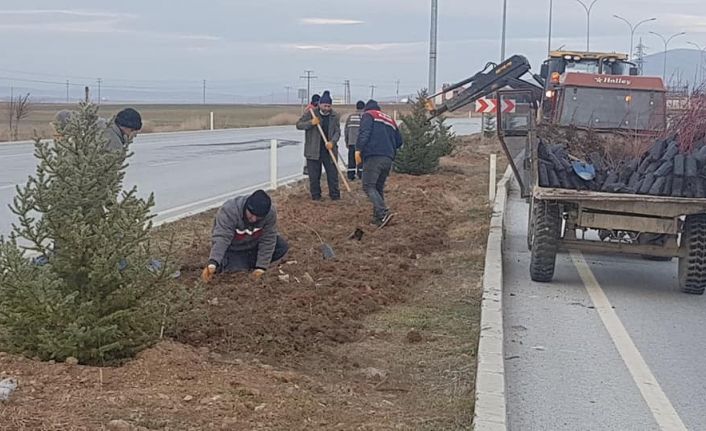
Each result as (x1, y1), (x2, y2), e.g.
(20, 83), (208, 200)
(650, 31), (687, 81)
(687, 41), (706, 84)
(574, 0), (599, 52)
(501, 0), (508, 60)
(547, 0), (553, 55)
(613, 15), (656, 60)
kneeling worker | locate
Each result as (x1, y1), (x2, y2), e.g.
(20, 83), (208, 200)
(201, 190), (288, 283)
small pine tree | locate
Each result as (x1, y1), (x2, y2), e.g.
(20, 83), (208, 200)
(395, 90), (458, 175)
(0, 103), (180, 365)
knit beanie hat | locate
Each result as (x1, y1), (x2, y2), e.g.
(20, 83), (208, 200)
(311, 94), (321, 106)
(245, 190), (272, 217)
(364, 99), (381, 111)
(115, 108), (142, 130)
(356, 100), (365, 110)
(320, 90), (332, 105)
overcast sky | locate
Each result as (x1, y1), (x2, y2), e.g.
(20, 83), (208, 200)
(2, 0), (705, 102)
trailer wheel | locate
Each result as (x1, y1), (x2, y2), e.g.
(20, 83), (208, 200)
(529, 200), (561, 282)
(678, 214), (706, 295)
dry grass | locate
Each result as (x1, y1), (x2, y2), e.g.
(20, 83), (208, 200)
(0, 103), (418, 142)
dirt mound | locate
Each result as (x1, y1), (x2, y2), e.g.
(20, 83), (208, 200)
(165, 170), (471, 361)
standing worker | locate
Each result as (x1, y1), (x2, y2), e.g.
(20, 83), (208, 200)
(296, 90), (341, 201)
(102, 108), (142, 152)
(201, 190), (288, 283)
(344, 100), (365, 180)
(355, 100), (403, 226)
(302, 94), (320, 176)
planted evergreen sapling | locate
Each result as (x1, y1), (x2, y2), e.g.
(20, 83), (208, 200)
(0, 103), (184, 365)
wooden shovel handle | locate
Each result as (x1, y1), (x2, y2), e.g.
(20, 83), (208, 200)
(309, 108), (351, 192)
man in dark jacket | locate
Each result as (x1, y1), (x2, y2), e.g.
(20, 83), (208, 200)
(296, 91), (342, 200)
(344, 100), (365, 180)
(201, 190), (288, 283)
(355, 100), (403, 226)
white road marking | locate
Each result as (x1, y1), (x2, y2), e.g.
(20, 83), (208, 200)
(570, 250), (687, 431)
(148, 161), (179, 168)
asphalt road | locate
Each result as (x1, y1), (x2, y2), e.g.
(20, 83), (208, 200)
(0, 118), (480, 237)
(503, 182), (706, 430)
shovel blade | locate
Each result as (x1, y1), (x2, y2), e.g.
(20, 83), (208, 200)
(320, 243), (336, 260)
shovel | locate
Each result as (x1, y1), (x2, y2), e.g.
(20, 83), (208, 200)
(568, 154), (596, 181)
(296, 221), (336, 260)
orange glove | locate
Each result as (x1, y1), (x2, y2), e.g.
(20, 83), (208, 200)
(201, 263), (217, 283)
(250, 268), (265, 281)
(325, 141), (334, 151)
(311, 116), (320, 126)
(355, 151), (363, 166)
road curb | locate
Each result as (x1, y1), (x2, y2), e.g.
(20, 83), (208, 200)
(473, 165), (513, 431)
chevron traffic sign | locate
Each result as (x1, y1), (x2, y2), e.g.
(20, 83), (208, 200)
(475, 98), (516, 114)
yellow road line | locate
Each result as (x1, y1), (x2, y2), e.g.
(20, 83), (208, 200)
(570, 250), (687, 431)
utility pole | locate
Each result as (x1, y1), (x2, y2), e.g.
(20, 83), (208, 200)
(284, 86), (291, 104)
(370, 85), (376, 99)
(574, 0), (599, 52)
(395, 79), (400, 103)
(345, 80), (352, 104)
(428, 0), (438, 93)
(300, 70), (317, 102)
(202, 80), (206, 104)
(65, 80), (69, 103)
(501, 0), (508, 60)
(97, 78), (102, 104)
(634, 38), (648, 75)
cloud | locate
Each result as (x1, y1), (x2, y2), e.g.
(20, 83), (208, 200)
(0, 8), (220, 42)
(0, 9), (135, 19)
(287, 41), (423, 52)
(300, 18), (364, 25)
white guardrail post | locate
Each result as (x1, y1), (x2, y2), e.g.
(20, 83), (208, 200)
(489, 153), (497, 202)
(210, 112), (214, 130)
(270, 139), (278, 189)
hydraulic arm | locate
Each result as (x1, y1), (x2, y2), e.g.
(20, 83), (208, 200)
(426, 55), (543, 118)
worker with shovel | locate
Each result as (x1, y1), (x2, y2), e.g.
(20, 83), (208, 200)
(201, 190), (288, 283)
(296, 91), (342, 201)
(356, 100), (403, 227)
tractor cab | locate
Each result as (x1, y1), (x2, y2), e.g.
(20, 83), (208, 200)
(538, 51), (665, 133)
(540, 51), (637, 82)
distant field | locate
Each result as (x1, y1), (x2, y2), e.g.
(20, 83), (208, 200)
(0, 103), (439, 142)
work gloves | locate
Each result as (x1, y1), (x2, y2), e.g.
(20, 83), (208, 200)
(251, 268), (265, 281)
(201, 261), (266, 283)
(201, 260), (218, 283)
(325, 141), (334, 151)
(311, 116), (320, 126)
(355, 151), (363, 166)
